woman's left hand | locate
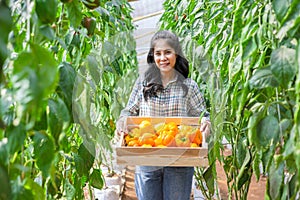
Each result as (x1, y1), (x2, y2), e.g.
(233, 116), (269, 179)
(200, 118), (211, 139)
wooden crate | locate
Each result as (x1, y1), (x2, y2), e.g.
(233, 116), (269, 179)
(116, 117), (208, 167)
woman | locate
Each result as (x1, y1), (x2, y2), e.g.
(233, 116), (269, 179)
(117, 30), (210, 200)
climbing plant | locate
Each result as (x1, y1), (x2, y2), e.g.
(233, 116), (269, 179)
(0, 0), (137, 199)
(159, 0), (300, 199)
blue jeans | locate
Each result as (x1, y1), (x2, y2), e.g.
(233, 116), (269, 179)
(134, 166), (194, 200)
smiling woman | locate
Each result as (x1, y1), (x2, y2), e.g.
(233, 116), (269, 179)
(117, 30), (211, 200)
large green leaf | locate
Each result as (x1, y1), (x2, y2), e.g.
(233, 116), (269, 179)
(287, 172), (298, 199)
(236, 137), (248, 168)
(89, 169), (104, 189)
(86, 54), (101, 84)
(276, 1), (300, 40)
(268, 159), (284, 200)
(248, 111), (264, 146)
(270, 46), (296, 88)
(0, 1), (13, 67)
(252, 150), (262, 181)
(249, 68), (279, 89)
(272, 0), (291, 23)
(39, 24), (55, 41)
(11, 178), (34, 200)
(35, 0), (58, 24)
(66, 0), (83, 28)
(33, 131), (55, 178)
(48, 97), (70, 144)
(242, 36), (258, 61)
(0, 164), (11, 200)
(203, 165), (215, 195)
(6, 124), (26, 155)
(58, 62), (76, 110)
(74, 143), (95, 177)
(24, 178), (45, 200)
(256, 115), (280, 148)
(13, 43), (58, 124)
(0, 138), (8, 166)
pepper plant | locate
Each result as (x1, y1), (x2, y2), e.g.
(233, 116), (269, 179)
(0, 0), (137, 199)
(159, 0), (300, 199)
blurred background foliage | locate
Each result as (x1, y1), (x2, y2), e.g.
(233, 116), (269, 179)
(0, 0), (137, 198)
(159, 0), (300, 199)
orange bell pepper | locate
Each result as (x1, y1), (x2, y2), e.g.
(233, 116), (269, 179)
(162, 134), (175, 147)
(138, 133), (155, 146)
(127, 139), (140, 147)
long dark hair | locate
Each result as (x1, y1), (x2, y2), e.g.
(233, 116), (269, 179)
(143, 30), (189, 101)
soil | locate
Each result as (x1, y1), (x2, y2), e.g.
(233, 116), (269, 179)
(121, 149), (267, 200)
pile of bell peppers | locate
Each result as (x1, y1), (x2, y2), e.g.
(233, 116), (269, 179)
(124, 120), (202, 148)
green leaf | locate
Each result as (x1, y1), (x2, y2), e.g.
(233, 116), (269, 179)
(256, 115), (280, 148)
(248, 111), (264, 146)
(237, 169), (251, 191)
(252, 150), (262, 181)
(0, 164), (11, 199)
(270, 46), (296, 88)
(283, 127), (295, 157)
(66, 0), (83, 28)
(63, 179), (75, 200)
(13, 44), (58, 124)
(296, 143), (300, 183)
(236, 137), (247, 168)
(39, 25), (55, 41)
(272, 0), (291, 23)
(237, 147), (251, 190)
(58, 62), (76, 109)
(6, 124), (26, 155)
(288, 173), (298, 199)
(86, 54), (101, 84)
(203, 165), (215, 195)
(249, 68), (279, 89)
(0, 138), (8, 166)
(74, 143), (95, 177)
(24, 178), (45, 200)
(89, 169), (104, 189)
(276, 1), (300, 40)
(0, 1), (13, 66)
(35, 0), (58, 24)
(33, 131), (55, 178)
(48, 97), (70, 143)
(11, 178), (34, 200)
(242, 36), (257, 61)
(268, 160), (284, 200)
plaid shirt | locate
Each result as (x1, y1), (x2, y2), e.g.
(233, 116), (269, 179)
(120, 76), (209, 118)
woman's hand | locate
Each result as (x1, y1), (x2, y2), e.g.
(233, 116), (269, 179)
(200, 118), (211, 139)
(116, 116), (127, 135)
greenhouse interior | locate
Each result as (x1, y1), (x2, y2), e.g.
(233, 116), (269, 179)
(0, 0), (299, 199)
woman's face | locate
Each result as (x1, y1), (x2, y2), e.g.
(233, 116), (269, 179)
(153, 39), (177, 74)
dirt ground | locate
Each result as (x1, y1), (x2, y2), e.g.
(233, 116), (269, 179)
(121, 150), (267, 200)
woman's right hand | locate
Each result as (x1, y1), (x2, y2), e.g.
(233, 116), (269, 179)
(116, 116), (127, 135)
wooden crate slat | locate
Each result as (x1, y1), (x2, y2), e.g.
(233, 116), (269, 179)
(117, 156), (208, 167)
(117, 147), (207, 157)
